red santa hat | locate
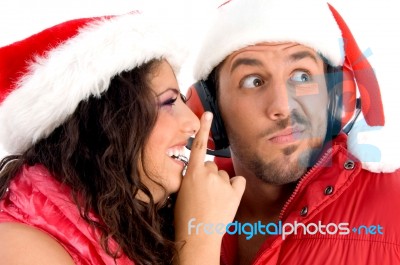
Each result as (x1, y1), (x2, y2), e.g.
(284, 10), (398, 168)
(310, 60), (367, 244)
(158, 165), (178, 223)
(193, 0), (398, 172)
(0, 11), (187, 154)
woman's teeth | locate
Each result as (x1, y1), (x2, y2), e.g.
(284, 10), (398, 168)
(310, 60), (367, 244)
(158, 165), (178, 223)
(166, 146), (185, 157)
(167, 147), (188, 166)
(171, 154), (188, 166)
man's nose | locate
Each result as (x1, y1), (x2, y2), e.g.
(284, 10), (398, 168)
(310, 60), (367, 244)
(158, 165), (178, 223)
(263, 81), (293, 121)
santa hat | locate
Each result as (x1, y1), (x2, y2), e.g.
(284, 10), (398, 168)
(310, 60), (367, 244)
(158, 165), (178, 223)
(0, 11), (187, 154)
(194, 0), (398, 173)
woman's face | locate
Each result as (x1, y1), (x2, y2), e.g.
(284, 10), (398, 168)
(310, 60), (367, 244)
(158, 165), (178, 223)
(139, 60), (200, 203)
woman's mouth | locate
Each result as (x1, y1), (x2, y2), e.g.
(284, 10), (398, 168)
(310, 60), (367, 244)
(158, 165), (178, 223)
(166, 146), (189, 167)
(170, 154), (188, 167)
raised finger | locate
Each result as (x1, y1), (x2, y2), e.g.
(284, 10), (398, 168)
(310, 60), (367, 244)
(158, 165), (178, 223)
(187, 112), (213, 169)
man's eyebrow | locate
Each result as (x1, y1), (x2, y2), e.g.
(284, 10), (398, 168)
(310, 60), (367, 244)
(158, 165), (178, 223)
(288, 51), (319, 64)
(230, 58), (263, 73)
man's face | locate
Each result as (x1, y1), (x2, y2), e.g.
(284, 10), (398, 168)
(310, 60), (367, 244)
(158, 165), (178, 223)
(217, 42), (329, 185)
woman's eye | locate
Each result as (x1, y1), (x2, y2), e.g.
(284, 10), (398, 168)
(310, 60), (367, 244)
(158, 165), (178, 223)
(161, 97), (178, 106)
(290, 70), (311, 83)
(241, 75), (264, 89)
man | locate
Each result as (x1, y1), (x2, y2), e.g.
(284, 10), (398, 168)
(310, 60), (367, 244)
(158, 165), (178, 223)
(186, 0), (400, 264)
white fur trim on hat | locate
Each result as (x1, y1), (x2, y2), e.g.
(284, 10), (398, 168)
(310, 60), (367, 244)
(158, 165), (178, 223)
(194, 0), (344, 81)
(0, 12), (187, 154)
(348, 115), (400, 173)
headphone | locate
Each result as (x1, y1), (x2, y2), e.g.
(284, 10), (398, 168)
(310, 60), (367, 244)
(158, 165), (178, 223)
(185, 78), (231, 157)
(326, 64), (344, 139)
(186, 63), (360, 157)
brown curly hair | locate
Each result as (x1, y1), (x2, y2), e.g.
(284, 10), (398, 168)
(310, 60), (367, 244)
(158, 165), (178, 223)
(0, 59), (177, 265)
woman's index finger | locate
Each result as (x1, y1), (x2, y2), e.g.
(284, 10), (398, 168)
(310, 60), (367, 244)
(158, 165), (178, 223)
(187, 112), (213, 168)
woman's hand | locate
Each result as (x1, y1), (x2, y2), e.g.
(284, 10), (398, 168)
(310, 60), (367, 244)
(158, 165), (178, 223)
(174, 112), (246, 264)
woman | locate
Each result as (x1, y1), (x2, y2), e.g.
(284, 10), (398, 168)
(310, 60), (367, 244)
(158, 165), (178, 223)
(0, 11), (245, 265)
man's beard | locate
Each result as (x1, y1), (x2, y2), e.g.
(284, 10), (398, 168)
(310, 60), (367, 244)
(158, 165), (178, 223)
(239, 147), (317, 185)
(228, 111), (325, 185)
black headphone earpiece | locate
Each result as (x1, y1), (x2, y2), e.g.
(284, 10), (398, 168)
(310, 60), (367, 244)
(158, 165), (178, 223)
(193, 79), (230, 151)
(325, 64), (363, 140)
(326, 64), (344, 139)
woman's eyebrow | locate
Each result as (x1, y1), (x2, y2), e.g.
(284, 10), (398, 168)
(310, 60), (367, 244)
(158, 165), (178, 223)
(156, 88), (180, 97)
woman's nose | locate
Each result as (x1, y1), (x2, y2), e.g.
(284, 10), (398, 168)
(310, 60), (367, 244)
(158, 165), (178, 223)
(182, 104), (201, 136)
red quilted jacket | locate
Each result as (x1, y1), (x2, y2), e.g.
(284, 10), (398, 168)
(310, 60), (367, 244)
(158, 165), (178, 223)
(219, 134), (400, 265)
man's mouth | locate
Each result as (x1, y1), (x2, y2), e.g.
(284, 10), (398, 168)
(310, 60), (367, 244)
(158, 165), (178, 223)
(269, 126), (304, 144)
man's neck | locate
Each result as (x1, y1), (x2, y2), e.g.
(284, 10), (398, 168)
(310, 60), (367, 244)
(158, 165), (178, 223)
(233, 166), (297, 265)
(236, 173), (296, 222)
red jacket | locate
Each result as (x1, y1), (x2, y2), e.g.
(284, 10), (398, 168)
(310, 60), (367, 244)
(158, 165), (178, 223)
(220, 134), (400, 264)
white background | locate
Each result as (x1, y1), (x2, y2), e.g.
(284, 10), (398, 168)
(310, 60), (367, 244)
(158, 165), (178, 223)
(1, 0), (399, 159)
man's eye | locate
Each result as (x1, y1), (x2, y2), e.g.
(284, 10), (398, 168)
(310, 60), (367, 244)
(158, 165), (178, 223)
(290, 70), (311, 82)
(241, 75), (264, 89)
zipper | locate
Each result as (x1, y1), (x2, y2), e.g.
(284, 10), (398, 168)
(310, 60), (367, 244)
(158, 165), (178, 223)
(278, 147), (335, 220)
(254, 138), (351, 264)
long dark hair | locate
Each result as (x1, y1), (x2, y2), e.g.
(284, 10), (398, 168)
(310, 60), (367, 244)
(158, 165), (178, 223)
(0, 59), (176, 264)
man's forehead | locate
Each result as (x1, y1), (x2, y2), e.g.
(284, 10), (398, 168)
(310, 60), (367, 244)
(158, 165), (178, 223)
(224, 42), (323, 70)
(229, 42), (319, 59)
